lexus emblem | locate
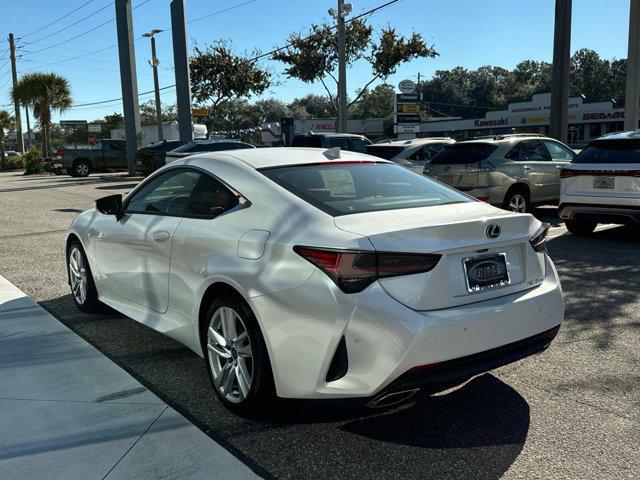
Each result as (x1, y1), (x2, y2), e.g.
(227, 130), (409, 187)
(486, 224), (501, 239)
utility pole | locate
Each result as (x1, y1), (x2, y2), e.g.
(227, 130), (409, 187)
(115, 0), (141, 176)
(143, 29), (164, 142)
(549, 0), (572, 143)
(624, 0), (640, 131)
(8, 34), (24, 154)
(171, 0), (193, 143)
(336, 1), (349, 133)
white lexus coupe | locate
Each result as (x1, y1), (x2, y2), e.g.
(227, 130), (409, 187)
(66, 147), (564, 413)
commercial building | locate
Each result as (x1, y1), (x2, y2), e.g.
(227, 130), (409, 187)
(422, 92), (630, 147)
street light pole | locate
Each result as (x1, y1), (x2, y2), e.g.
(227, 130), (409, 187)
(330, 2), (351, 133)
(143, 29), (164, 142)
(337, 0), (347, 133)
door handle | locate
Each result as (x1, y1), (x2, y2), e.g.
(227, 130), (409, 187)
(150, 230), (171, 241)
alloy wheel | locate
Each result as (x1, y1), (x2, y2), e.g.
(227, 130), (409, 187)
(69, 247), (88, 304)
(207, 307), (253, 403)
(508, 194), (527, 213)
(77, 164), (89, 176)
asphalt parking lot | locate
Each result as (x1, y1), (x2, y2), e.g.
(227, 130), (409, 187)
(1, 170), (639, 480)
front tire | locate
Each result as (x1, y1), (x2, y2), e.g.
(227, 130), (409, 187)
(67, 241), (103, 313)
(503, 187), (530, 213)
(203, 296), (274, 415)
(565, 218), (597, 235)
(72, 160), (91, 177)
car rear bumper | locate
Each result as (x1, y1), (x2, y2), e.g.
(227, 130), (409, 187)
(559, 202), (640, 224)
(252, 255), (563, 400)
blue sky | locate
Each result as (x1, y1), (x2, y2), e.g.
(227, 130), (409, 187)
(0, 0), (632, 128)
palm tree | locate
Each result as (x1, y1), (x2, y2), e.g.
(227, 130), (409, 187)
(0, 109), (16, 169)
(11, 72), (72, 155)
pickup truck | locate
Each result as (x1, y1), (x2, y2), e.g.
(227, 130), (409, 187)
(54, 139), (127, 177)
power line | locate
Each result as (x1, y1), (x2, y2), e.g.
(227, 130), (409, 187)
(18, 0), (100, 39)
(24, 0), (151, 55)
(187, 0), (258, 25)
(24, 1), (114, 46)
(73, 85), (175, 107)
(250, 0), (402, 61)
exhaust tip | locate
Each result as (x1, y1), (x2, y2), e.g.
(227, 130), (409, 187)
(366, 388), (420, 409)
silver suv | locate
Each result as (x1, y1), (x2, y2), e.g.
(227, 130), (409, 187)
(425, 134), (576, 212)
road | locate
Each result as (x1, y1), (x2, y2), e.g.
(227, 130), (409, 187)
(0, 170), (638, 480)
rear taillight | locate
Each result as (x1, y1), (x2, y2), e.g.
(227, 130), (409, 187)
(294, 246), (441, 293)
(561, 168), (640, 178)
(55, 150), (64, 158)
(529, 223), (550, 252)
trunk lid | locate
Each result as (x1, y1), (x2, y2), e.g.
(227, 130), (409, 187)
(562, 163), (640, 199)
(334, 202), (544, 310)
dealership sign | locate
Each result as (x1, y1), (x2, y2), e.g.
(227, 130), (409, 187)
(398, 79), (416, 94)
(397, 114), (421, 124)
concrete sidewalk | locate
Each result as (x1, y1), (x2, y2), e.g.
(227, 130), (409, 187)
(0, 275), (260, 480)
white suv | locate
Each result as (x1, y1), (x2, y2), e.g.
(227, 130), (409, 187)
(559, 131), (640, 234)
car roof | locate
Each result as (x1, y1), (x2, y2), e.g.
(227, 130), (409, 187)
(596, 130), (640, 141)
(295, 132), (366, 138)
(191, 139), (248, 144)
(458, 134), (552, 145)
(181, 147), (388, 169)
(372, 137), (454, 147)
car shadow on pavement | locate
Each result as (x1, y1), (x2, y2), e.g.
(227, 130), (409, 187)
(547, 225), (640, 350)
(40, 292), (531, 480)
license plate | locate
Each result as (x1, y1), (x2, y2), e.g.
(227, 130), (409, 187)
(53, 163), (63, 168)
(463, 253), (510, 293)
(593, 176), (614, 189)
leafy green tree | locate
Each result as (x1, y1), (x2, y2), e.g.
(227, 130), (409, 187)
(139, 100), (178, 126)
(11, 72), (72, 155)
(254, 99), (292, 122)
(190, 40), (271, 128)
(288, 94), (335, 119)
(350, 83), (394, 119)
(273, 20), (436, 114)
(0, 109), (16, 168)
(103, 113), (125, 132)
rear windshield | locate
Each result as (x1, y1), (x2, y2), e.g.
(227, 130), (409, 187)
(260, 162), (470, 216)
(431, 143), (497, 164)
(365, 145), (405, 160)
(291, 136), (324, 148)
(574, 140), (640, 164)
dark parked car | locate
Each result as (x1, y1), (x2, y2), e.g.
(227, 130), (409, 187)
(56, 139), (127, 177)
(135, 140), (184, 176)
(162, 139), (255, 169)
(291, 132), (372, 152)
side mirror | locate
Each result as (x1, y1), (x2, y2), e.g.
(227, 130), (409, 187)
(96, 194), (123, 220)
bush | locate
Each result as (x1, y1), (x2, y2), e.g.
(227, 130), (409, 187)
(24, 148), (43, 175)
(2, 154), (25, 170)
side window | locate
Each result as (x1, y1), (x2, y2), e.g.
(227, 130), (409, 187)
(543, 140), (575, 162)
(126, 169), (201, 216)
(410, 143), (445, 163)
(348, 137), (368, 153)
(509, 141), (549, 161)
(327, 137), (351, 150)
(184, 175), (239, 218)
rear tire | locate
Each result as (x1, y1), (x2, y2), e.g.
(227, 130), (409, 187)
(502, 187), (530, 213)
(72, 160), (91, 177)
(67, 241), (103, 313)
(202, 295), (274, 415)
(565, 219), (597, 235)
